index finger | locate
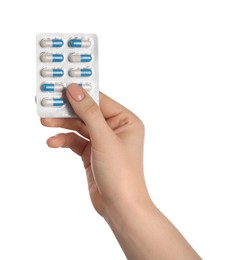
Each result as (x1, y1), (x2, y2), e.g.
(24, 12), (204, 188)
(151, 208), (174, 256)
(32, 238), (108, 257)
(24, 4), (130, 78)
(99, 92), (130, 119)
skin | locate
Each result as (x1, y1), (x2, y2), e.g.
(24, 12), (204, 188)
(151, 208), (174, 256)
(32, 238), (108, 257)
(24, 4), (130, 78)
(41, 83), (201, 260)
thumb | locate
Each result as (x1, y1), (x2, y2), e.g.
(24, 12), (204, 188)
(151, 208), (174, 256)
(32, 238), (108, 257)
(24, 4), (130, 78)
(66, 83), (111, 143)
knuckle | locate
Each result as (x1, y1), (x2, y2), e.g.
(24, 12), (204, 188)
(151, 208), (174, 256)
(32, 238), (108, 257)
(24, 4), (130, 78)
(84, 102), (100, 119)
(135, 118), (145, 133)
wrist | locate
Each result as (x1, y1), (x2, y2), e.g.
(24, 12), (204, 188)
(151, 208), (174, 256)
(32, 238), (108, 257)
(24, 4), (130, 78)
(102, 192), (160, 260)
(102, 190), (155, 232)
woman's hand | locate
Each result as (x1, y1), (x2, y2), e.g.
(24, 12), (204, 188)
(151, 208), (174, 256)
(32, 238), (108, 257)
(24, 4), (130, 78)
(41, 83), (148, 216)
(41, 84), (201, 260)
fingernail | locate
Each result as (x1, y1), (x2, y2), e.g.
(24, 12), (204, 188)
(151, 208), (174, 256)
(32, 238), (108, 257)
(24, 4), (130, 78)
(67, 83), (85, 102)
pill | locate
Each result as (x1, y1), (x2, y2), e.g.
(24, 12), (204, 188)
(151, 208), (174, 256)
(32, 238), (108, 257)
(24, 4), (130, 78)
(41, 97), (65, 107)
(78, 83), (92, 91)
(40, 53), (64, 63)
(40, 38), (64, 48)
(68, 68), (92, 77)
(68, 53), (92, 63)
(40, 68), (64, 77)
(68, 38), (91, 48)
(41, 83), (64, 92)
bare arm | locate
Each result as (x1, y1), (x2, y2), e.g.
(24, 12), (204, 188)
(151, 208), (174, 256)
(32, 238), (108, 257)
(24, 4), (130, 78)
(41, 84), (201, 260)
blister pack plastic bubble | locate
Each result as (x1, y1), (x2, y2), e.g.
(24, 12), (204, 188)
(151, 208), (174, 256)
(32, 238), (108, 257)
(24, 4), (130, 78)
(36, 33), (99, 117)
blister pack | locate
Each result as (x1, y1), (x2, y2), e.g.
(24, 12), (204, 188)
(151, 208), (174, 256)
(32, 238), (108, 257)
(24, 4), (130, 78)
(36, 33), (99, 117)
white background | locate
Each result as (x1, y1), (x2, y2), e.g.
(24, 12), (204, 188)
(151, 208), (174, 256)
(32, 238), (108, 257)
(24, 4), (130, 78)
(0, 0), (237, 259)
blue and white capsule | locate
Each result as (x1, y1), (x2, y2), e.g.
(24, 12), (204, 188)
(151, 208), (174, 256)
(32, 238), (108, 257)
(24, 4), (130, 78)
(77, 83), (92, 91)
(68, 38), (91, 48)
(40, 53), (64, 63)
(40, 38), (64, 48)
(41, 97), (65, 107)
(41, 83), (64, 92)
(40, 68), (64, 77)
(68, 53), (92, 63)
(68, 68), (92, 77)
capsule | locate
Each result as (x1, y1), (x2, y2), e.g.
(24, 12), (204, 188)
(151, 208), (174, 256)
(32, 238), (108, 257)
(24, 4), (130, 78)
(68, 53), (92, 63)
(40, 53), (64, 63)
(78, 83), (92, 91)
(40, 38), (64, 48)
(40, 68), (64, 77)
(68, 38), (91, 48)
(68, 68), (92, 77)
(41, 83), (64, 92)
(41, 97), (65, 107)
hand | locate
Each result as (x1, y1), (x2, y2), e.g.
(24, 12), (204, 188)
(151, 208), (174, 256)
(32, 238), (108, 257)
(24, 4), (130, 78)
(41, 83), (148, 216)
(41, 84), (201, 260)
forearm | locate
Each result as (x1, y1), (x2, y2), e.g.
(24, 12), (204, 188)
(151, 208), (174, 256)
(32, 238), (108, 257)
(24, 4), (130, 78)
(43, 85), (201, 259)
(103, 194), (201, 260)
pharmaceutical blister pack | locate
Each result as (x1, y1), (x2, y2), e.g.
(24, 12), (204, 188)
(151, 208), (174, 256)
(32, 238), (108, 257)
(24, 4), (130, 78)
(36, 33), (99, 117)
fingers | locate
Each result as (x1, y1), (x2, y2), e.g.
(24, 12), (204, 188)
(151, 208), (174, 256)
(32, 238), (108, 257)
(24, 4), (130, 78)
(66, 84), (114, 145)
(99, 92), (143, 134)
(41, 84), (141, 145)
(41, 118), (89, 139)
(47, 132), (88, 156)
(99, 92), (126, 119)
